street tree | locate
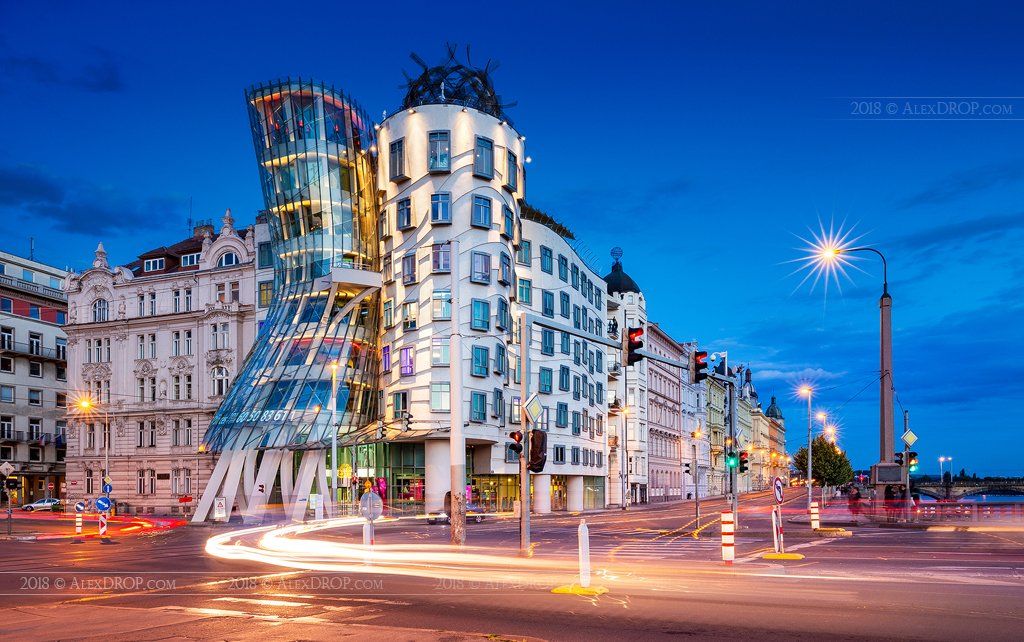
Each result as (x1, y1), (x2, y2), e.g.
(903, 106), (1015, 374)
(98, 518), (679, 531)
(791, 435), (854, 487)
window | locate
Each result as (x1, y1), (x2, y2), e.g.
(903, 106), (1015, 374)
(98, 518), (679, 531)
(402, 302), (417, 331)
(379, 211), (391, 239)
(494, 343), (506, 374)
(92, 299), (109, 322)
(0, 327), (10, 350)
(539, 367), (553, 393)
(211, 323), (229, 349)
(28, 389), (41, 405)
(148, 333), (157, 358)
(28, 332), (41, 355)
(540, 246), (553, 273)
(213, 367), (230, 396)
(516, 239), (531, 266)
(383, 300), (394, 327)
(430, 193), (451, 223)
(0, 356), (11, 373)
(432, 243), (451, 273)
(0, 298), (10, 314)
(471, 299), (490, 331)
(432, 290), (451, 320)
(506, 150), (518, 190)
(258, 281), (274, 307)
(470, 391), (487, 422)
(184, 330), (193, 355)
(541, 329), (554, 355)
(542, 291), (555, 317)
(144, 258), (164, 272)
(400, 346), (415, 376)
(382, 255), (393, 282)
(571, 264), (580, 288)
(431, 337), (450, 366)
(148, 292), (157, 315)
(554, 445), (566, 464)
(474, 137), (494, 178)
(184, 288), (192, 311)
(503, 206), (515, 238)
(401, 252), (417, 284)
(572, 412), (581, 435)
(472, 346), (489, 377)
(493, 388), (505, 419)
(571, 447), (581, 465)
(496, 298), (510, 331)
(499, 253), (512, 285)
(29, 361), (42, 377)
(389, 138), (406, 180)
(397, 198), (413, 230)
(556, 403), (568, 428)
(28, 304), (40, 319)
(517, 279), (532, 305)
(55, 311), (66, 324)
(0, 415), (11, 439)
(558, 255), (568, 281)
(560, 292), (570, 318)
(559, 365), (570, 391)
(471, 195), (492, 228)
(217, 252), (239, 268)
(430, 382), (451, 411)
(471, 252), (491, 284)
(392, 391), (408, 419)
(381, 345), (391, 371)
(257, 242), (273, 268)
(428, 131), (450, 171)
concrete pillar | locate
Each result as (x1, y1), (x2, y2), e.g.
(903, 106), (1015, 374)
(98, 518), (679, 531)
(425, 439), (451, 513)
(567, 475), (584, 513)
(879, 292), (895, 462)
(533, 474), (551, 514)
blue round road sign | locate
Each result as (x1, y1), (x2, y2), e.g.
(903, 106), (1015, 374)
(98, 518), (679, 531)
(102, 483), (113, 494)
(95, 497), (111, 511)
(74, 501), (85, 512)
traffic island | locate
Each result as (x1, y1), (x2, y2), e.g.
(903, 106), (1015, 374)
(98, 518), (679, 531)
(813, 527), (852, 537)
(552, 583), (609, 596)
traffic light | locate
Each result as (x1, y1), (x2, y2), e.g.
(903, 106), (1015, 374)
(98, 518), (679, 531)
(626, 326), (645, 366)
(894, 452), (904, 466)
(726, 451), (738, 469)
(4, 477), (19, 490)
(692, 351), (709, 383)
(404, 413), (412, 431)
(528, 429), (547, 473)
(909, 452), (919, 473)
(257, 483), (265, 494)
(684, 462), (693, 477)
(376, 420), (386, 440)
(738, 451), (749, 473)
(509, 431), (524, 456)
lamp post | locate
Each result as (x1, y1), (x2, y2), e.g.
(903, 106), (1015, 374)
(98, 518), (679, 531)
(939, 456), (952, 480)
(329, 361), (338, 517)
(77, 397), (110, 504)
(799, 386), (813, 509)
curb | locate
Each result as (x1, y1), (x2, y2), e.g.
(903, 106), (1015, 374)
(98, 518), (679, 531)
(763, 552), (806, 560)
(552, 583), (609, 596)
(814, 527), (853, 537)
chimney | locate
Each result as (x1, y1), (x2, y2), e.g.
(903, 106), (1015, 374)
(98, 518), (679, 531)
(193, 224), (215, 238)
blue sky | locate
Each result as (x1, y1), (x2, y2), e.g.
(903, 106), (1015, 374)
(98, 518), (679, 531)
(2, 1), (1022, 475)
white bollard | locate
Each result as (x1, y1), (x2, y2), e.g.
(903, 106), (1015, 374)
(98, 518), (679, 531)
(771, 507), (780, 553)
(363, 520), (374, 546)
(810, 501), (820, 530)
(578, 519), (591, 588)
(721, 511), (735, 564)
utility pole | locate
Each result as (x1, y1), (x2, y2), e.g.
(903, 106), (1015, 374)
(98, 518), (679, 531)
(728, 366), (738, 518)
(449, 239), (466, 545)
(692, 442), (700, 529)
(518, 312), (531, 554)
(903, 410), (911, 522)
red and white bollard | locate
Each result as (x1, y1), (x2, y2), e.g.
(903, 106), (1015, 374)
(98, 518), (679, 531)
(809, 501), (820, 530)
(771, 507), (786, 553)
(72, 511), (83, 544)
(721, 511), (735, 564)
(99, 511), (113, 544)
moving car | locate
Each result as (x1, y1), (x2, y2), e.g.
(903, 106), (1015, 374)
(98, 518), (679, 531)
(427, 502), (486, 525)
(21, 498), (62, 512)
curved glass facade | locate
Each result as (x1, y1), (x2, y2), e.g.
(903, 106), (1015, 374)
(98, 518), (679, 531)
(202, 79), (380, 452)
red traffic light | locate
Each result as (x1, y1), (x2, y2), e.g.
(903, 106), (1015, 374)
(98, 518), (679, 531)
(626, 326), (645, 365)
(627, 327), (644, 342)
(692, 350), (709, 383)
(509, 431), (524, 455)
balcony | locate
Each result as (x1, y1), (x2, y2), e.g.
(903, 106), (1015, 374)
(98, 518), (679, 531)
(0, 274), (66, 302)
(1, 430), (26, 442)
(0, 340), (66, 363)
(607, 362), (622, 379)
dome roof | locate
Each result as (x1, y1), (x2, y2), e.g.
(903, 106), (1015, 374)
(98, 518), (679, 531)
(765, 396), (784, 420)
(604, 260), (641, 295)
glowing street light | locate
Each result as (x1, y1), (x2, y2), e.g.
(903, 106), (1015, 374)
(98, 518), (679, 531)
(798, 384), (814, 509)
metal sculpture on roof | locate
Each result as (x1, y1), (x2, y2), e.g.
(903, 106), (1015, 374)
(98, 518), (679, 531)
(401, 44), (516, 124)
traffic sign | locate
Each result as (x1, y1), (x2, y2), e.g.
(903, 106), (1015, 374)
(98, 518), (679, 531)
(103, 476), (112, 485)
(359, 491), (383, 521)
(523, 394), (543, 424)
(773, 477), (785, 504)
(0, 462), (14, 477)
(178, 495), (193, 503)
(70, 480), (78, 486)
(102, 483), (113, 494)
(95, 496), (111, 512)
(47, 482), (54, 490)
(74, 501), (85, 512)
(901, 429), (918, 447)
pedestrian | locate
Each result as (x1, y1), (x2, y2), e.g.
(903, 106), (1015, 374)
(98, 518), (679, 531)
(848, 487), (861, 516)
(884, 485), (896, 522)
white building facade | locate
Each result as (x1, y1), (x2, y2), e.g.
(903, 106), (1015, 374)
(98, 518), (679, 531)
(646, 323), (683, 502)
(63, 213), (259, 515)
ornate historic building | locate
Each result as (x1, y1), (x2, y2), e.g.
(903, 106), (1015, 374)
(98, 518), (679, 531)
(63, 213), (259, 515)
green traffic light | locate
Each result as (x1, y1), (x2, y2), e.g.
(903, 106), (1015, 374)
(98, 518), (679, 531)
(726, 455), (738, 468)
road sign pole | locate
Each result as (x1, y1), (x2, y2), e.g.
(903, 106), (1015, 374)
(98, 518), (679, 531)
(72, 501), (86, 544)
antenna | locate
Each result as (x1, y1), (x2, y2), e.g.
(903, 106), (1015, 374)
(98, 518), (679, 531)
(187, 196), (194, 233)
(29, 237), (35, 261)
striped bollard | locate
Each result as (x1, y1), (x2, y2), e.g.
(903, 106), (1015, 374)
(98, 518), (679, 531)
(809, 501), (820, 530)
(72, 511), (83, 544)
(721, 511), (735, 564)
(99, 510), (113, 544)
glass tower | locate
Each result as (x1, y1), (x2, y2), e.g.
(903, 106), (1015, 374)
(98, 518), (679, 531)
(202, 79), (380, 453)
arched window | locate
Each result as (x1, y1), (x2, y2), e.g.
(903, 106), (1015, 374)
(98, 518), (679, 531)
(212, 366), (230, 396)
(217, 252), (239, 268)
(92, 299), (109, 322)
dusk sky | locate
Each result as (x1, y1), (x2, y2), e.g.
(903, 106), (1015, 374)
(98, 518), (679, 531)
(2, 1), (1021, 475)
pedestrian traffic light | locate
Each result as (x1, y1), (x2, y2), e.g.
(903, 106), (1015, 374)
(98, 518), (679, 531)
(692, 350), (709, 383)
(738, 451), (749, 473)
(528, 429), (547, 473)
(626, 326), (645, 366)
(894, 452), (904, 466)
(509, 430), (524, 455)
(726, 451), (738, 469)
(909, 452), (919, 473)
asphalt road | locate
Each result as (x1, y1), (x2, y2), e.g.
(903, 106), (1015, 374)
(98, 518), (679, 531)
(2, 492), (1023, 641)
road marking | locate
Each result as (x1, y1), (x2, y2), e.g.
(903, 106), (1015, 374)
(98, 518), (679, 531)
(213, 596), (313, 607)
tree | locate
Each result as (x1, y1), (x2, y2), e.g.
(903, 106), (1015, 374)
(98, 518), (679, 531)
(791, 435), (854, 487)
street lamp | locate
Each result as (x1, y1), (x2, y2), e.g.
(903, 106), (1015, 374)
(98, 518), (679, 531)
(798, 385), (813, 509)
(75, 395), (110, 502)
(939, 456), (953, 480)
(329, 361), (338, 517)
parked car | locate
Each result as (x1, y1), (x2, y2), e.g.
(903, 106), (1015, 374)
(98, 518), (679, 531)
(427, 502), (487, 525)
(21, 498), (62, 512)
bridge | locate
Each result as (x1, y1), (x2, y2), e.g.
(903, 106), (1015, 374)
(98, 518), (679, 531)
(913, 480), (1024, 501)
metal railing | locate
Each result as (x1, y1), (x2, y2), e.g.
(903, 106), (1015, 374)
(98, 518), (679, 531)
(0, 340), (66, 361)
(916, 501), (1024, 522)
(0, 274), (66, 301)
